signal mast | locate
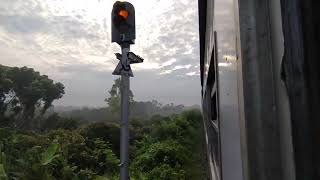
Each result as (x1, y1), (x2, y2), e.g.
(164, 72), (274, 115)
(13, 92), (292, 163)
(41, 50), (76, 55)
(111, 2), (143, 180)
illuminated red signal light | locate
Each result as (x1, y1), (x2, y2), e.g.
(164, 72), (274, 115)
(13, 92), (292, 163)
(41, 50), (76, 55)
(119, 10), (129, 19)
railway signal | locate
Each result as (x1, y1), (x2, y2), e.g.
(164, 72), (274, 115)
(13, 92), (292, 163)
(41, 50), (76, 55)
(112, 1), (135, 45)
(111, 2), (143, 180)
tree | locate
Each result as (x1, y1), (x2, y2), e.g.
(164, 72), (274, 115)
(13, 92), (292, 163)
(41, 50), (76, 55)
(0, 65), (13, 117)
(105, 78), (133, 114)
(0, 65), (65, 128)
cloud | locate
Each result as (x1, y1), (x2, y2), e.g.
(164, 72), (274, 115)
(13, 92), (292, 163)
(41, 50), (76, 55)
(0, 0), (237, 107)
(173, 64), (192, 70)
(159, 70), (172, 75)
(0, 0), (202, 106)
(186, 71), (200, 76)
(0, 15), (47, 34)
(0, 0), (200, 71)
(159, 64), (192, 75)
(161, 58), (177, 67)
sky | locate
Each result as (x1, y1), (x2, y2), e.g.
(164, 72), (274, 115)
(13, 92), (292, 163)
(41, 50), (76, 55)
(0, 0), (236, 107)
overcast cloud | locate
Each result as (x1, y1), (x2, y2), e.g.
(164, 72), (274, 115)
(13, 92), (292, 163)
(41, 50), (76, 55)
(0, 0), (237, 107)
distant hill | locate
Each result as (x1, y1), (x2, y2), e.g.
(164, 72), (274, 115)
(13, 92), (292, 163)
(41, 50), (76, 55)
(53, 101), (200, 123)
(53, 106), (83, 112)
(184, 104), (201, 110)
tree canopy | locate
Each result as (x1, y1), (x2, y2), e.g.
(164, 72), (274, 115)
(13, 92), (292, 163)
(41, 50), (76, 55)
(0, 65), (65, 127)
(105, 78), (133, 115)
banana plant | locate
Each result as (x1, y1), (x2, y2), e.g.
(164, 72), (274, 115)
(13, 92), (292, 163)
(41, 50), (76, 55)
(41, 142), (60, 166)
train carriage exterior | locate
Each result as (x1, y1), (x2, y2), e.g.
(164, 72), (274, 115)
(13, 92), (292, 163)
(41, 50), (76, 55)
(198, 0), (320, 180)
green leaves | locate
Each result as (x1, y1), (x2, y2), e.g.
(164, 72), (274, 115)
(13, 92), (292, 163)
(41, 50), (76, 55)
(0, 128), (121, 179)
(0, 164), (7, 180)
(0, 151), (7, 180)
(0, 108), (204, 180)
(0, 65), (65, 125)
(130, 109), (204, 180)
(0, 143), (7, 180)
(41, 142), (60, 165)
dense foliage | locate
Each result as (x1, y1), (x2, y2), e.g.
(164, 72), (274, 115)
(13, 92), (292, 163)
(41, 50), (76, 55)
(0, 67), (205, 179)
(0, 128), (120, 179)
(0, 109), (205, 180)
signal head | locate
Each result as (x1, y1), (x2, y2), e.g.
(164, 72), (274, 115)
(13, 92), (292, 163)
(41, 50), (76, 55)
(111, 1), (135, 45)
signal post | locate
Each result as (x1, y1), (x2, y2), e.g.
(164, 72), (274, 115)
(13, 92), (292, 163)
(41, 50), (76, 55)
(111, 2), (143, 179)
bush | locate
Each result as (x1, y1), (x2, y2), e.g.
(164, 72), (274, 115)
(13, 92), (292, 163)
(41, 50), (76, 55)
(79, 122), (120, 156)
(148, 164), (186, 180)
(0, 109), (205, 180)
(0, 128), (120, 179)
(131, 140), (188, 179)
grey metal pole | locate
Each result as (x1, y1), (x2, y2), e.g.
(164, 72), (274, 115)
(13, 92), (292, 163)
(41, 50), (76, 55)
(120, 44), (130, 180)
